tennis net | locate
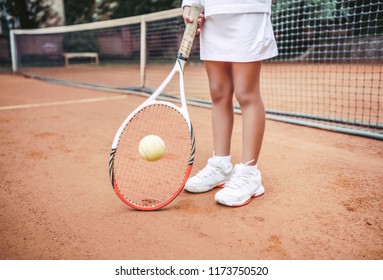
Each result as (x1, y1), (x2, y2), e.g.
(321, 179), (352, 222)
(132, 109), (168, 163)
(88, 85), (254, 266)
(10, 1), (383, 139)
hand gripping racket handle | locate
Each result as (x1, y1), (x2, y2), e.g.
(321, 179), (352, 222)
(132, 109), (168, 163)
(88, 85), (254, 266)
(177, 3), (204, 61)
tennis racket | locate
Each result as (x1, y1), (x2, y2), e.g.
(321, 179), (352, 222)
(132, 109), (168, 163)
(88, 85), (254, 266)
(109, 3), (203, 210)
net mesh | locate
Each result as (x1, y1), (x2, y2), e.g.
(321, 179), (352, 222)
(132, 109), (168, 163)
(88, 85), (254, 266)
(11, 1), (383, 139)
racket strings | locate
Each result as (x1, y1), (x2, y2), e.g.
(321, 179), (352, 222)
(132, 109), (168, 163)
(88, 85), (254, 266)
(113, 104), (192, 209)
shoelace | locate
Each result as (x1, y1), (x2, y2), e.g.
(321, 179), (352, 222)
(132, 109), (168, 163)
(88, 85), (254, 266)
(225, 173), (252, 190)
(195, 164), (220, 178)
(244, 159), (255, 166)
(225, 159), (256, 190)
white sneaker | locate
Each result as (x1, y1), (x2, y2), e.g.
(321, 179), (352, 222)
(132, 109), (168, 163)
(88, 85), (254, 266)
(214, 162), (265, 207)
(185, 157), (233, 193)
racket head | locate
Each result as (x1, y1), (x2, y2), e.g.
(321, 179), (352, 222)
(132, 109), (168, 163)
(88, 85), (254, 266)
(109, 100), (195, 210)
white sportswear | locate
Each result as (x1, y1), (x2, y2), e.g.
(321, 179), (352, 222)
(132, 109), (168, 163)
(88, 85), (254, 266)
(181, 0), (272, 16)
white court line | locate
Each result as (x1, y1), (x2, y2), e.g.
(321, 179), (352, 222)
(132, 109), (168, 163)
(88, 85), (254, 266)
(0, 95), (127, 111)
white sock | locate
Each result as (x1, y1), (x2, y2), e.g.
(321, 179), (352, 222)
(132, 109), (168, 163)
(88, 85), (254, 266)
(242, 159), (258, 173)
(213, 154), (230, 161)
(246, 165), (258, 173)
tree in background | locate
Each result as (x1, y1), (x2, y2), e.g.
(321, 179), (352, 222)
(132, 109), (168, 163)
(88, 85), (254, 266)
(63, 0), (181, 24)
(64, 0), (94, 25)
(1, 0), (56, 29)
(93, 0), (181, 21)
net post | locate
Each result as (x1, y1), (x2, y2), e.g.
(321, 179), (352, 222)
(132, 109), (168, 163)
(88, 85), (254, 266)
(10, 30), (18, 72)
(140, 15), (147, 88)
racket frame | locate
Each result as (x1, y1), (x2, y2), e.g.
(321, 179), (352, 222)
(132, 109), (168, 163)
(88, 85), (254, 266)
(109, 3), (203, 210)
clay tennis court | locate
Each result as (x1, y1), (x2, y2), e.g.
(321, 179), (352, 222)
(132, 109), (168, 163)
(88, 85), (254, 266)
(0, 72), (382, 260)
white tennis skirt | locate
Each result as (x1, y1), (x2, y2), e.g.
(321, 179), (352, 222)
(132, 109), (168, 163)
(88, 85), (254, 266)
(200, 13), (278, 62)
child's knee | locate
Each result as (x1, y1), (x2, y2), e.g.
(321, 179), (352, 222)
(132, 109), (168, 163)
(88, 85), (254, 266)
(210, 83), (233, 104)
(235, 89), (260, 107)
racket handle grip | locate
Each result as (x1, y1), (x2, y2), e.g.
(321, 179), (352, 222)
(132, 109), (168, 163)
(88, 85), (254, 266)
(177, 3), (204, 61)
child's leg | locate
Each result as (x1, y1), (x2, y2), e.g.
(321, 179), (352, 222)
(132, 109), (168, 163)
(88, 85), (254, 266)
(232, 61), (265, 165)
(204, 61), (234, 156)
(184, 61), (235, 194)
(214, 61), (265, 207)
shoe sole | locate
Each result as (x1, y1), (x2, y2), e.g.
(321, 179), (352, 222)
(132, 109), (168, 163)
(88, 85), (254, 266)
(184, 183), (225, 194)
(216, 185), (265, 207)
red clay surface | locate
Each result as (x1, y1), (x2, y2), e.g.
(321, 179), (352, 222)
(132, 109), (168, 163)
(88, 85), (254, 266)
(0, 73), (382, 260)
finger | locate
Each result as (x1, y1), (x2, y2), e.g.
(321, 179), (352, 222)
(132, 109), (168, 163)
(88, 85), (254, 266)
(185, 16), (194, 23)
(182, 6), (192, 24)
(197, 14), (205, 30)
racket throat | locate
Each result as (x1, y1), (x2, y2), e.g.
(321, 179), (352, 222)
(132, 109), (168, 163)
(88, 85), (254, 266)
(176, 58), (187, 73)
(177, 53), (188, 62)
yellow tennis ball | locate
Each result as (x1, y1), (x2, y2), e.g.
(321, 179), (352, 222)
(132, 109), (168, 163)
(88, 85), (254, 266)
(138, 134), (166, 162)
